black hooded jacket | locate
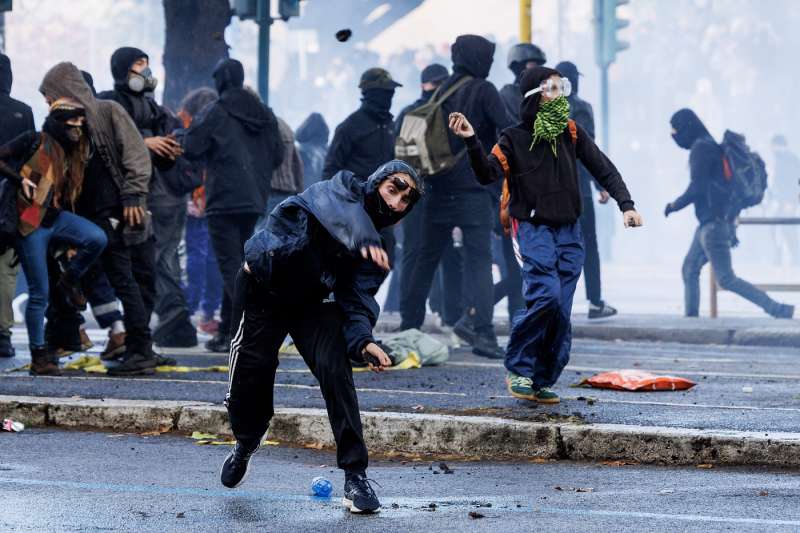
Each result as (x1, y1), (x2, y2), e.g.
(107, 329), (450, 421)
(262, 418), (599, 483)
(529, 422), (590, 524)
(322, 90), (396, 182)
(183, 59), (284, 216)
(465, 67), (634, 226)
(668, 108), (726, 224)
(428, 35), (512, 203)
(244, 160), (419, 358)
(0, 54), (35, 167)
(295, 112), (329, 190)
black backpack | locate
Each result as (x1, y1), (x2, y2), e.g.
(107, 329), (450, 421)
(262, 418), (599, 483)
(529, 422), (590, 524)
(718, 130), (768, 218)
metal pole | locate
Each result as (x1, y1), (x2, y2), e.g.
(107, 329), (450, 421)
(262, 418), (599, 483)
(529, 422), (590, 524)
(600, 65), (609, 152)
(0, 13), (5, 53)
(257, 0), (271, 106)
(709, 269), (718, 319)
(520, 0), (532, 42)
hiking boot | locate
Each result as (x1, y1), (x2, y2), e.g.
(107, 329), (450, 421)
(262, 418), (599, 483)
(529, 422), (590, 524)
(220, 442), (259, 488)
(199, 318), (220, 335)
(106, 352), (157, 376)
(155, 322), (198, 348)
(771, 304), (795, 320)
(100, 332), (126, 361)
(506, 372), (535, 401)
(0, 333), (15, 358)
(343, 472), (381, 514)
(453, 314), (477, 345)
(588, 301), (618, 319)
(57, 274), (87, 310)
(472, 336), (505, 360)
(205, 334), (230, 353)
(29, 346), (61, 376)
(534, 387), (560, 404)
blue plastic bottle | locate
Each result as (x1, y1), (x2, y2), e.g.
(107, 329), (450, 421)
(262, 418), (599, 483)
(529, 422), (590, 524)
(311, 476), (333, 497)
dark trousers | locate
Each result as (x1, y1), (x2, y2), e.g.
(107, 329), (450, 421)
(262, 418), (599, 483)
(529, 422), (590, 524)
(225, 269), (368, 473)
(401, 218), (493, 336)
(505, 221), (584, 389)
(207, 213), (260, 338)
(152, 204), (193, 338)
(682, 221), (784, 317)
(579, 197), (602, 305)
(184, 215), (223, 319)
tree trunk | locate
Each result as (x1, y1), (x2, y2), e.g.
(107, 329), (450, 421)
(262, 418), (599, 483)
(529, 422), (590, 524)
(162, 0), (231, 110)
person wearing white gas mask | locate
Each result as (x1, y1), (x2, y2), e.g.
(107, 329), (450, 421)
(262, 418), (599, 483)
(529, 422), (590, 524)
(98, 47), (198, 355)
(450, 66), (642, 404)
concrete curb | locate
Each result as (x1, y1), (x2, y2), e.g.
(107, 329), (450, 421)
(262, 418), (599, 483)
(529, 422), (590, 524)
(3, 395), (800, 467)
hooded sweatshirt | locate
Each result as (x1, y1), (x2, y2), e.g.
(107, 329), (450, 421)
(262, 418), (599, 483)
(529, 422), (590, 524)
(244, 160), (420, 358)
(182, 58), (284, 216)
(295, 112), (329, 190)
(668, 108), (726, 224)
(0, 54), (36, 162)
(464, 66), (634, 227)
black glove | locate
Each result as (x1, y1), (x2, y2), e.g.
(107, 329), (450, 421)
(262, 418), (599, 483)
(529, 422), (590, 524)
(664, 203), (675, 218)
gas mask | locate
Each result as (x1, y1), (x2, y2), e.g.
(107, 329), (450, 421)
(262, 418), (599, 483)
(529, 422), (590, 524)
(524, 76), (572, 100)
(128, 67), (158, 93)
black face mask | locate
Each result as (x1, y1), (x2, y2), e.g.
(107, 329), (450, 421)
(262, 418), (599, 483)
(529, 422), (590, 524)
(361, 88), (394, 121)
(43, 112), (85, 149)
(671, 129), (696, 150)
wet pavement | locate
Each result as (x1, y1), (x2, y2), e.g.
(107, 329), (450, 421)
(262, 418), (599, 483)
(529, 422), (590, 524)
(1, 428), (799, 532)
(1, 327), (799, 433)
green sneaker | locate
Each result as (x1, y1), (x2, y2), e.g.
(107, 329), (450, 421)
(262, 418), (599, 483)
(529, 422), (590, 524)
(506, 372), (536, 401)
(534, 387), (560, 404)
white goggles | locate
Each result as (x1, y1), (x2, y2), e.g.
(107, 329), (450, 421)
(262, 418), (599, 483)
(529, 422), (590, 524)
(524, 77), (572, 99)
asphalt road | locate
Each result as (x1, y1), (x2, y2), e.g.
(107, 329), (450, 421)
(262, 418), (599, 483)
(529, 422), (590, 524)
(1, 328), (799, 434)
(1, 428), (799, 532)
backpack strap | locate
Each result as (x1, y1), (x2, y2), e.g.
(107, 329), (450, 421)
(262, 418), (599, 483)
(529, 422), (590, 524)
(491, 143), (511, 182)
(431, 75), (473, 106)
(568, 119), (577, 145)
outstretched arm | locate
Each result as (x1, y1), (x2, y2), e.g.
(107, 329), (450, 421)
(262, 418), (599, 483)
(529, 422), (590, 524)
(449, 112), (507, 185)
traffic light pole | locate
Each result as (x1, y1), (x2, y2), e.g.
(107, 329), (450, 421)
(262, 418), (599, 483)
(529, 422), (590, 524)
(600, 64), (609, 152)
(0, 12), (5, 52)
(519, 0), (532, 42)
(257, 0), (271, 106)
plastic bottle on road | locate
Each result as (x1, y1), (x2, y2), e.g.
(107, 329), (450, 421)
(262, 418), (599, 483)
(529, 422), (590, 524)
(311, 476), (333, 497)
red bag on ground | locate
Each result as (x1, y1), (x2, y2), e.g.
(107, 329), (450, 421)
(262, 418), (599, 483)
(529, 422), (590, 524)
(581, 369), (696, 391)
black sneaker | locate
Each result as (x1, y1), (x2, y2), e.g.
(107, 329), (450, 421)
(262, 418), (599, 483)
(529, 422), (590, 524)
(154, 352), (177, 367)
(205, 334), (230, 353)
(0, 333), (15, 358)
(154, 321), (198, 348)
(220, 442), (258, 488)
(588, 302), (618, 319)
(107, 353), (158, 376)
(771, 304), (795, 320)
(472, 336), (505, 360)
(343, 472), (381, 514)
(453, 314), (477, 345)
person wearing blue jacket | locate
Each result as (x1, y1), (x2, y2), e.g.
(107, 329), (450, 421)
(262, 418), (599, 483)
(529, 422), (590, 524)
(220, 160), (422, 514)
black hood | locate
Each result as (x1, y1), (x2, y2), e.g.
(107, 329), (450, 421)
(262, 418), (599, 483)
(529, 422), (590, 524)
(362, 159), (421, 228)
(212, 58), (245, 95)
(0, 54), (11, 95)
(519, 66), (561, 127)
(451, 35), (495, 79)
(295, 112), (329, 146)
(670, 108), (711, 150)
(111, 47), (148, 86)
(218, 87), (270, 133)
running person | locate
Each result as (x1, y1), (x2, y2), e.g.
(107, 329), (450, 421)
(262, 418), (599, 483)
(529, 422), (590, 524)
(449, 66), (642, 404)
(220, 160), (421, 514)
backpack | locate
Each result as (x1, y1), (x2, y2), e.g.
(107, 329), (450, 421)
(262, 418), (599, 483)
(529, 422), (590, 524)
(394, 76), (472, 176)
(499, 120), (578, 234)
(0, 176), (19, 254)
(718, 130), (768, 218)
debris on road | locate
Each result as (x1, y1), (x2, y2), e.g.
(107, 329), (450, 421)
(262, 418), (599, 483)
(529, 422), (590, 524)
(580, 369), (696, 391)
(189, 431), (234, 446)
(311, 476), (333, 497)
(742, 386), (753, 393)
(438, 462), (454, 474)
(759, 491), (769, 496)
(468, 511), (485, 519)
(2, 418), (24, 432)
(696, 464), (714, 469)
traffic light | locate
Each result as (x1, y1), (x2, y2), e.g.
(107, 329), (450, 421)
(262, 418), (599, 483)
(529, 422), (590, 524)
(278, 0), (300, 20)
(0, 0), (12, 12)
(594, 0), (629, 67)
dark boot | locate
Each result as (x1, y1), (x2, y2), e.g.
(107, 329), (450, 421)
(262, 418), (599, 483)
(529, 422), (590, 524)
(29, 346), (61, 376)
(0, 333), (15, 358)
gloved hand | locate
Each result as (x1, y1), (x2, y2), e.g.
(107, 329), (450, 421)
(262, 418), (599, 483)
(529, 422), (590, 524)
(664, 203), (675, 217)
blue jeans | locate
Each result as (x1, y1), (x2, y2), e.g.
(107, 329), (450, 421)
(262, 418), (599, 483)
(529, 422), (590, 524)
(18, 211), (107, 348)
(505, 221), (584, 389)
(682, 221), (783, 317)
(184, 215), (223, 320)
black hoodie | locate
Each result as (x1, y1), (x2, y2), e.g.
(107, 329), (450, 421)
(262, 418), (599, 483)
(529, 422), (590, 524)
(182, 59), (284, 216)
(668, 108), (726, 224)
(295, 112), (329, 189)
(0, 54), (36, 163)
(464, 66), (634, 227)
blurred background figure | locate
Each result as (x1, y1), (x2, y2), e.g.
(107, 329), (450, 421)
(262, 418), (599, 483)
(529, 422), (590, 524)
(769, 134), (800, 265)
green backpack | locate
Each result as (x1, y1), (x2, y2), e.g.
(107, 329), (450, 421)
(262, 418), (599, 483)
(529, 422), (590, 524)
(394, 76), (472, 176)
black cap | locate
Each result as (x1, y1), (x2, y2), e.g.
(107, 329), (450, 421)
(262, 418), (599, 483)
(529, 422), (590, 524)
(359, 68), (402, 90)
(420, 63), (448, 84)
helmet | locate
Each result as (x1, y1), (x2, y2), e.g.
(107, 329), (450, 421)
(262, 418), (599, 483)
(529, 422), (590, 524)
(506, 43), (547, 71)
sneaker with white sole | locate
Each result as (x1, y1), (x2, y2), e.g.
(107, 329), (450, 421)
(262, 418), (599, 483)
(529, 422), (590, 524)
(342, 472), (381, 513)
(220, 442), (258, 488)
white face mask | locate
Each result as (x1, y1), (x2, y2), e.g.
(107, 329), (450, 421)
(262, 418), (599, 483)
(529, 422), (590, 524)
(524, 77), (572, 100)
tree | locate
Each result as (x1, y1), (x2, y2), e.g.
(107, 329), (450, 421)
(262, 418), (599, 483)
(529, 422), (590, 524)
(162, 0), (231, 109)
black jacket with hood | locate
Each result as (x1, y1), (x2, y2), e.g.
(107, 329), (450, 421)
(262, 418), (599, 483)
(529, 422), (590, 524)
(465, 66), (634, 227)
(295, 112), (329, 190)
(183, 58), (283, 217)
(244, 160), (420, 359)
(427, 35), (513, 218)
(668, 108), (727, 225)
(0, 54), (36, 166)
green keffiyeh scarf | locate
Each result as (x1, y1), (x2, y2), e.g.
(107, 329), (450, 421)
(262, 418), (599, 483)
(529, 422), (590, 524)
(530, 96), (570, 155)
